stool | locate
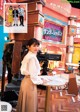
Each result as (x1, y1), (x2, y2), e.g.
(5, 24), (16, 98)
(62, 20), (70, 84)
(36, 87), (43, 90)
(0, 101), (12, 112)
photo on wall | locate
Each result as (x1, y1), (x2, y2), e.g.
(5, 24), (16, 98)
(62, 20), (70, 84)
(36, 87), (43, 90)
(3, 3), (28, 33)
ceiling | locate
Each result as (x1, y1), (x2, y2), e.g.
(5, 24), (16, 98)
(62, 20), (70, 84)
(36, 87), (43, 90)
(67, 0), (80, 9)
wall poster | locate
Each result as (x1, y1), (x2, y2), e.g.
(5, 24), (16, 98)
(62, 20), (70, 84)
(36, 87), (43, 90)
(43, 20), (64, 43)
(3, 3), (28, 33)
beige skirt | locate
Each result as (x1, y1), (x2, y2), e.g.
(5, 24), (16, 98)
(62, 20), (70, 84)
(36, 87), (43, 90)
(16, 76), (37, 112)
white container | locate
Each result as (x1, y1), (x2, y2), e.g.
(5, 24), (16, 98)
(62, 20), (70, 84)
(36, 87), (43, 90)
(0, 101), (12, 112)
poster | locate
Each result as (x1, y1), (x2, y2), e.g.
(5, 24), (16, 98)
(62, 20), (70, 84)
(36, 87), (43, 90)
(43, 21), (63, 43)
(3, 3), (28, 33)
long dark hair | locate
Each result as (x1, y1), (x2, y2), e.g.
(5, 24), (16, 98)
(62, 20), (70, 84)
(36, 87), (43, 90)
(27, 38), (40, 47)
(21, 38), (40, 60)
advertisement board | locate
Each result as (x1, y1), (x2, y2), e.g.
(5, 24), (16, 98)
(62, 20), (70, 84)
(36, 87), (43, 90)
(43, 20), (64, 43)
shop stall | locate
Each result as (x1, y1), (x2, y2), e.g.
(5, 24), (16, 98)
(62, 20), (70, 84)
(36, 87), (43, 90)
(1, 0), (69, 99)
(40, 20), (67, 71)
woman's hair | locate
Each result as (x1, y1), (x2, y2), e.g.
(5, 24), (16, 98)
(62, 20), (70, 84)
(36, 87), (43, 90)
(27, 38), (40, 47)
(21, 38), (40, 60)
(9, 6), (12, 9)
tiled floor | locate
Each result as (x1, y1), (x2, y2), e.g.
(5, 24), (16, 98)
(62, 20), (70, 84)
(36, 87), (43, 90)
(38, 89), (80, 112)
(1, 79), (80, 112)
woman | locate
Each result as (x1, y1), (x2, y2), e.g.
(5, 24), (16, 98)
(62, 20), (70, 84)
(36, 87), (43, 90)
(17, 38), (41, 112)
(7, 6), (13, 26)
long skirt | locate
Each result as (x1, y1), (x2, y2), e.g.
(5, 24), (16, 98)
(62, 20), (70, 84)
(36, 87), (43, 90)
(16, 76), (37, 112)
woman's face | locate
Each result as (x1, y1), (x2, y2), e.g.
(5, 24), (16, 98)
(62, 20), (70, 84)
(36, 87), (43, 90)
(28, 44), (39, 54)
(9, 6), (12, 9)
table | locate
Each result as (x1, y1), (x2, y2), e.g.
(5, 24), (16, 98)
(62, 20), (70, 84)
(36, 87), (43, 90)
(32, 75), (69, 112)
(43, 74), (80, 112)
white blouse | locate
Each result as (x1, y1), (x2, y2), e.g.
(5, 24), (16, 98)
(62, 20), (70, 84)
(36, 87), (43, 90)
(20, 51), (41, 78)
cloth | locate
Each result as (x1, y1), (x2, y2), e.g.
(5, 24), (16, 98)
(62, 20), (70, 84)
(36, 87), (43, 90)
(17, 51), (40, 112)
(18, 8), (24, 25)
(16, 77), (37, 112)
(18, 8), (24, 17)
(13, 17), (18, 25)
(7, 9), (13, 23)
(13, 9), (18, 17)
(20, 51), (41, 78)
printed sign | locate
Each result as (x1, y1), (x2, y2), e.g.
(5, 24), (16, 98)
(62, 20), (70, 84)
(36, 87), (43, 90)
(3, 3), (28, 33)
(43, 21), (63, 42)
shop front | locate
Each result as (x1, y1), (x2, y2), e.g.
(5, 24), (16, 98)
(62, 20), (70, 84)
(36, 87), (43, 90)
(2, 0), (72, 75)
(41, 19), (67, 71)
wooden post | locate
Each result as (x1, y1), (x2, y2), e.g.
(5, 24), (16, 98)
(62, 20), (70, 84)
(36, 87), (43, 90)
(12, 41), (22, 75)
(45, 86), (51, 112)
(68, 73), (78, 96)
